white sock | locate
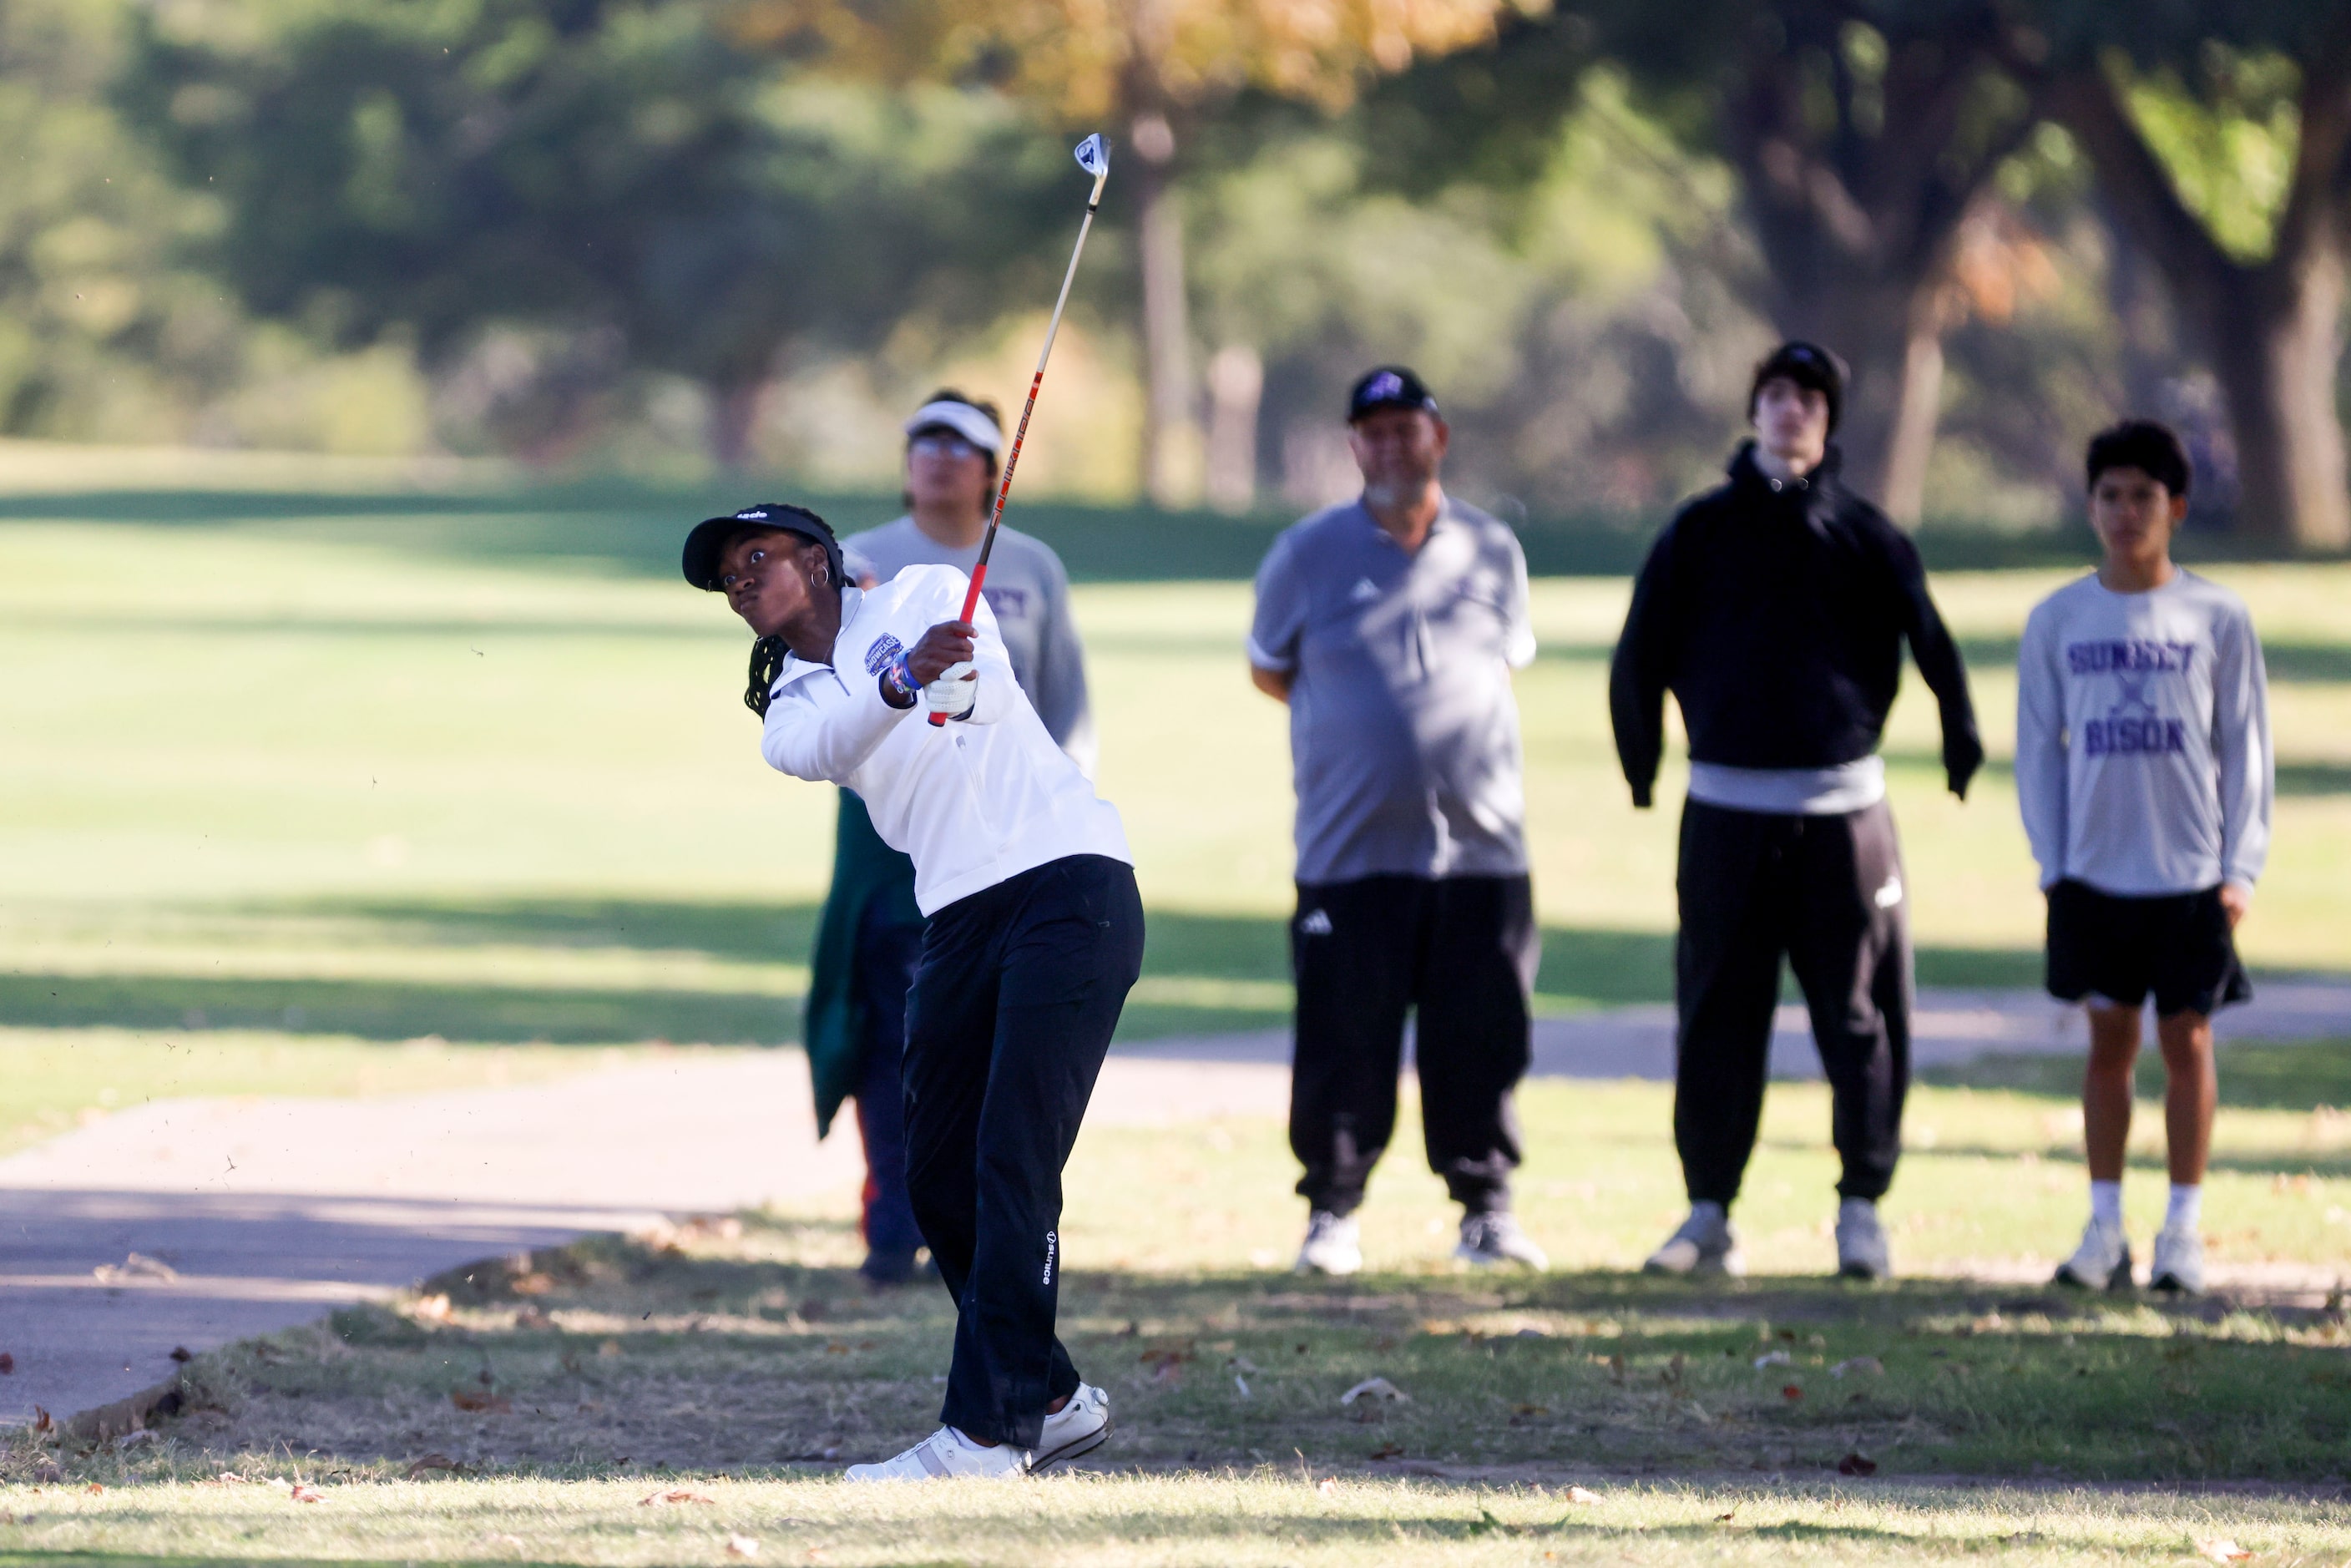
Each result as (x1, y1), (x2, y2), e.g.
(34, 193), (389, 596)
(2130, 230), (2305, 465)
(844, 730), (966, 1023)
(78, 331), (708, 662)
(2165, 1184), (2202, 1234)
(2089, 1180), (2123, 1232)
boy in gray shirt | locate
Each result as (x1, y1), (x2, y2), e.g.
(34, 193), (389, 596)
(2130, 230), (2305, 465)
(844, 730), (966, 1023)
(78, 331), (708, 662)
(2016, 419), (2273, 1297)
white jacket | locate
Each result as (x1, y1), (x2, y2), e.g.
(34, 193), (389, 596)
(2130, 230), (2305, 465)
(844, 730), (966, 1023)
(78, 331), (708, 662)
(760, 564), (1131, 914)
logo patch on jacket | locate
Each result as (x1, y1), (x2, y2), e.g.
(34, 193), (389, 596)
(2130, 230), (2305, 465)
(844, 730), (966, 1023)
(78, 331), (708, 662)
(864, 634), (905, 675)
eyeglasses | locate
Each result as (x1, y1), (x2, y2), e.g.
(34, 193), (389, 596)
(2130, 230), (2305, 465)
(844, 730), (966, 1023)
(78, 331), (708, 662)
(910, 433), (983, 459)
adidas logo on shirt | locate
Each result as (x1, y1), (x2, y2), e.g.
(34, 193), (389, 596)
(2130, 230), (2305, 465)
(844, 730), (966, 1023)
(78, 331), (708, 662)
(1297, 908), (1333, 936)
(1350, 578), (1381, 604)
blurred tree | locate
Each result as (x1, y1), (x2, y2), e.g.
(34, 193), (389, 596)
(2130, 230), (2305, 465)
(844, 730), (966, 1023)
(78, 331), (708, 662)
(1370, 2), (2044, 524)
(0, 0), (248, 442)
(730, 0), (1514, 505)
(124, 0), (1069, 465)
(2015, 9), (2351, 549)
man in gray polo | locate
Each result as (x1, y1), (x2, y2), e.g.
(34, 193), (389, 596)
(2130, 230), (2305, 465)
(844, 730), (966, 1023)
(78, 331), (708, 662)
(1247, 365), (1547, 1275)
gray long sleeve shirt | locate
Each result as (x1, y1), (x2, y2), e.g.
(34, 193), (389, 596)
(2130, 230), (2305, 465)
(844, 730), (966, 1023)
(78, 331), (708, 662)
(2015, 569), (2273, 896)
(841, 515), (1095, 776)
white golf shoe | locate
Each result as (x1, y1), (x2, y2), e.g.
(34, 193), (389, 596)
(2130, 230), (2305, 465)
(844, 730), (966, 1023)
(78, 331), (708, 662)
(1834, 1197), (1891, 1280)
(843, 1426), (1029, 1483)
(1454, 1211), (1549, 1270)
(1031, 1382), (1111, 1472)
(2149, 1227), (2206, 1294)
(2052, 1218), (2133, 1291)
(1643, 1205), (1746, 1277)
(1295, 1210), (1363, 1276)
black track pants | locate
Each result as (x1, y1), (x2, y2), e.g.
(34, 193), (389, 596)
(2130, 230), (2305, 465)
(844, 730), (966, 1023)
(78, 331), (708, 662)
(1673, 798), (1911, 1206)
(901, 854), (1144, 1449)
(1289, 874), (1539, 1216)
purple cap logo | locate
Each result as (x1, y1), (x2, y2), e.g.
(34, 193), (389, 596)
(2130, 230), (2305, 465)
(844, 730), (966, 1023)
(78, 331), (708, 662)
(1365, 372), (1404, 402)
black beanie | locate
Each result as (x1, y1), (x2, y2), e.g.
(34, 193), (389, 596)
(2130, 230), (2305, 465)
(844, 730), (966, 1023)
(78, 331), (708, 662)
(1749, 341), (1847, 432)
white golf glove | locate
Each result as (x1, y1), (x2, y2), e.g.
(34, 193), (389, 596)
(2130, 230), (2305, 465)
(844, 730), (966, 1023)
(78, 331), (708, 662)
(924, 661), (978, 719)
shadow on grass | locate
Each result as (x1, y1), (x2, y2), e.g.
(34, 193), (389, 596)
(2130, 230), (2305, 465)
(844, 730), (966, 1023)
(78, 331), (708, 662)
(1925, 1040), (2351, 1112)
(108, 1224), (2351, 1486)
(2, 894), (2065, 1045)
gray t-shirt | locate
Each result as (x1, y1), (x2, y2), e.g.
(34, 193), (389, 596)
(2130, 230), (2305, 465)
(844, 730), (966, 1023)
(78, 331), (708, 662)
(841, 515), (1095, 774)
(1248, 497), (1535, 885)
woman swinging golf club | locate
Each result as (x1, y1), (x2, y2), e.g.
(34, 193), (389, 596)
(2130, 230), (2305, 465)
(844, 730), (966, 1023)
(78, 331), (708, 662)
(684, 501), (1140, 1480)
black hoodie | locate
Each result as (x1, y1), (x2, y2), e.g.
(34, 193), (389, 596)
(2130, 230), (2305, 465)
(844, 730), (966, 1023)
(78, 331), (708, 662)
(1610, 443), (1983, 809)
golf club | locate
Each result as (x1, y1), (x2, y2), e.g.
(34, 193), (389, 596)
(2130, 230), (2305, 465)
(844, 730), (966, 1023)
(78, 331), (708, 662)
(929, 131), (1111, 725)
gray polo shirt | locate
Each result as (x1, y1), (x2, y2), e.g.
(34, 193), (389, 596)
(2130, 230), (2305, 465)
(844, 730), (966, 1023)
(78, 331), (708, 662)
(841, 515), (1095, 775)
(1248, 497), (1535, 885)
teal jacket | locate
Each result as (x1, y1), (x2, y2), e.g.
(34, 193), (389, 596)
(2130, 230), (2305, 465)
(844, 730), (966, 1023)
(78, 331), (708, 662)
(804, 789), (922, 1138)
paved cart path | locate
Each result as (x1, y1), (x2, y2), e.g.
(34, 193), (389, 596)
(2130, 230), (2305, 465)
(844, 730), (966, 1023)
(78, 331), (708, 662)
(6, 985), (2346, 1429)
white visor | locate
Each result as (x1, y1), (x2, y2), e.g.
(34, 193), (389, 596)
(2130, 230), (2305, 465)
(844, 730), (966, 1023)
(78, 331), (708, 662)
(903, 399), (1003, 455)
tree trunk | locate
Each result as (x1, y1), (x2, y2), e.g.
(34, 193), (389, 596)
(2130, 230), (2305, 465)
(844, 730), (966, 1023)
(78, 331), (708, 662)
(706, 376), (768, 470)
(1785, 281), (1951, 522)
(2207, 255), (2351, 549)
(1204, 342), (1262, 513)
(2045, 57), (2351, 550)
(1130, 110), (1200, 509)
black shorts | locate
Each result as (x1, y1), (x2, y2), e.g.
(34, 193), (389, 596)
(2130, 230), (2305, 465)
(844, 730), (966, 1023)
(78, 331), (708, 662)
(2045, 879), (2251, 1018)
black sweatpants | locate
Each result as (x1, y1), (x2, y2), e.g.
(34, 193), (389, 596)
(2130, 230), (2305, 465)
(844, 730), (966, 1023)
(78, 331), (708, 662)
(1673, 797), (1910, 1206)
(1290, 874), (1539, 1216)
(900, 853), (1144, 1449)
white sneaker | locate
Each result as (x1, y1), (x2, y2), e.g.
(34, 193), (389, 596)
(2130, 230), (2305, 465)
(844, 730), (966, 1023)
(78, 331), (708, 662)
(1454, 1211), (1549, 1270)
(843, 1426), (1029, 1483)
(1643, 1206), (1746, 1277)
(2150, 1227), (2206, 1294)
(1295, 1210), (1362, 1276)
(1031, 1382), (1110, 1472)
(1834, 1197), (1890, 1280)
(2052, 1219), (2133, 1291)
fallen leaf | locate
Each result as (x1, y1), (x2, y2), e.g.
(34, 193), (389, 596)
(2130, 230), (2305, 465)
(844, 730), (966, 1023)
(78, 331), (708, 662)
(288, 1484), (323, 1504)
(639, 1489), (717, 1506)
(2194, 1541), (2253, 1564)
(1837, 1451), (1878, 1476)
(1753, 1350), (1792, 1369)
(405, 1454), (463, 1479)
(92, 1252), (178, 1285)
(1511, 1404), (1549, 1417)
(1564, 1485), (1603, 1505)
(1781, 1383), (1804, 1401)
(209, 1472), (249, 1485)
(31, 1405), (53, 1436)
(0, 1352), (13, 1374)
(84, 1482), (104, 1495)
(726, 1535), (761, 1558)
(1316, 1478), (1338, 1496)
(1716, 1507), (1738, 1523)
(1339, 1377), (1409, 1405)
(1830, 1356), (1883, 1378)
(1368, 1442), (1404, 1460)
(450, 1389), (513, 1414)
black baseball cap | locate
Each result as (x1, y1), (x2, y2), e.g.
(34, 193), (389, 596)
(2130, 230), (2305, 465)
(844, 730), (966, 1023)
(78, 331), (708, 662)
(682, 503), (844, 593)
(1749, 341), (1846, 432)
(1347, 366), (1439, 423)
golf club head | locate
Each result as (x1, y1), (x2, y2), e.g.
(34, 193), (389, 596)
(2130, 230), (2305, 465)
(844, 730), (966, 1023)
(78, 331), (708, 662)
(1074, 134), (1110, 179)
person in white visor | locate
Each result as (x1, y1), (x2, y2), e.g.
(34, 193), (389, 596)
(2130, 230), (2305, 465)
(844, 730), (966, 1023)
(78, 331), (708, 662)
(683, 502), (1140, 1483)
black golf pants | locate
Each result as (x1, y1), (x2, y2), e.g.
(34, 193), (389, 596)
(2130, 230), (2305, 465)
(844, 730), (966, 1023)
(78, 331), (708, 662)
(1673, 797), (1911, 1206)
(900, 853), (1144, 1449)
(1289, 873), (1539, 1217)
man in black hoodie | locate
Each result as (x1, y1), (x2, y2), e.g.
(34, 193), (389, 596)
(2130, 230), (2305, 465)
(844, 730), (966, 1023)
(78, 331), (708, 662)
(1610, 342), (1982, 1281)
